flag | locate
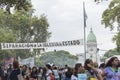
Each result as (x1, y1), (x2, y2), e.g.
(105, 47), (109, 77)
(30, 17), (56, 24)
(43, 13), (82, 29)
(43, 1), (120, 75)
(83, 2), (88, 27)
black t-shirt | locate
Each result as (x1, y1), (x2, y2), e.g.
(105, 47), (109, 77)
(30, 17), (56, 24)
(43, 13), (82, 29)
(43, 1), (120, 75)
(10, 69), (20, 80)
(0, 68), (4, 79)
(30, 71), (38, 79)
(65, 71), (72, 78)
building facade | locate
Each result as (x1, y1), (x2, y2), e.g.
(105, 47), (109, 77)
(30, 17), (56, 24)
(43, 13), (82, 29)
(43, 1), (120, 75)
(87, 28), (98, 62)
(77, 28), (99, 65)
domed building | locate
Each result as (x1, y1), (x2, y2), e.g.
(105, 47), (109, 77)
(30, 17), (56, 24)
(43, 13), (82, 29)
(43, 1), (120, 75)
(77, 28), (100, 65)
(87, 28), (96, 43)
(87, 28), (97, 62)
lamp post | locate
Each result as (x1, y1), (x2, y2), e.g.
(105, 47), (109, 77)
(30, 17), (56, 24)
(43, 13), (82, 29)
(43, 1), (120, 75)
(94, 0), (108, 4)
(30, 26), (34, 41)
(29, 26), (34, 57)
(96, 48), (99, 63)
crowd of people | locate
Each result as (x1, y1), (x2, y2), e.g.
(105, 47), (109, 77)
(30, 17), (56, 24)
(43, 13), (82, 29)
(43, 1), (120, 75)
(0, 56), (120, 80)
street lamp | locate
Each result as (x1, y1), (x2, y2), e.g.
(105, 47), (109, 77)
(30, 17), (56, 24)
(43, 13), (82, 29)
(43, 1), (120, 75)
(96, 48), (99, 63)
(30, 26), (34, 41)
(94, 0), (108, 4)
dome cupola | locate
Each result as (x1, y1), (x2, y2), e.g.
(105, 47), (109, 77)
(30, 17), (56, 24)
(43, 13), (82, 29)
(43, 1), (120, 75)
(87, 28), (96, 42)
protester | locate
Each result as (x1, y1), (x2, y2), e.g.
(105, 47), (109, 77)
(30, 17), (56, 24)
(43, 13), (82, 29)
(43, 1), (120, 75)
(99, 63), (105, 74)
(22, 65), (27, 79)
(84, 59), (102, 80)
(37, 67), (43, 80)
(7, 64), (13, 80)
(45, 64), (55, 80)
(30, 66), (38, 80)
(71, 63), (83, 80)
(0, 66), (5, 80)
(10, 60), (21, 80)
(41, 67), (47, 80)
(52, 66), (59, 80)
(25, 67), (31, 80)
(65, 67), (72, 80)
(102, 57), (120, 80)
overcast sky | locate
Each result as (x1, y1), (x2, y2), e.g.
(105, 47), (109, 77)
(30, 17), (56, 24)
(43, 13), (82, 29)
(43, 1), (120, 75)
(31, 0), (116, 55)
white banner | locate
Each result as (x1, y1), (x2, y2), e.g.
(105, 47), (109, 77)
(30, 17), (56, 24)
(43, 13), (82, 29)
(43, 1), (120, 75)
(1, 39), (83, 49)
(18, 57), (34, 68)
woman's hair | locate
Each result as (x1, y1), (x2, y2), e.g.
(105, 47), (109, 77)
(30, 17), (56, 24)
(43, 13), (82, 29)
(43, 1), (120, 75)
(94, 62), (98, 68)
(99, 63), (105, 69)
(84, 59), (92, 70)
(75, 63), (82, 70)
(23, 65), (27, 69)
(38, 67), (42, 72)
(13, 60), (19, 69)
(105, 57), (118, 67)
(46, 64), (51, 69)
(32, 66), (37, 73)
(73, 63), (82, 77)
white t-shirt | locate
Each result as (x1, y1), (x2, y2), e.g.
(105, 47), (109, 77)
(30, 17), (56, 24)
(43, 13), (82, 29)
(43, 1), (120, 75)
(46, 69), (52, 80)
(52, 70), (59, 79)
(71, 75), (78, 80)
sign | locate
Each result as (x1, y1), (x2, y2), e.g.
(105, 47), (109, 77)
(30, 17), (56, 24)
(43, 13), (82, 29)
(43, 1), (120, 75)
(1, 39), (83, 49)
(18, 57), (34, 68)
(90, 78), (97, 80)
(5, 57), (14, 67)
(78, 73), (87, 80)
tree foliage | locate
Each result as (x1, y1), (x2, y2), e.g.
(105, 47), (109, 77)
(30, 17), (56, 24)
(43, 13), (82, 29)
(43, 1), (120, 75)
(32, 14), (51, 42)
(0, 9), (51, 43)
(102, 0), (120, 30)
(0, 8), (51, 59)
(0, 27), (16, 61)
(35, 50), (78, 67)
(0, 0), (51, 63)
(104, 49), (119, 58)
(0, 0), (32, 14)
(102, 0), (120, 50)
(112, 31), (120, 51)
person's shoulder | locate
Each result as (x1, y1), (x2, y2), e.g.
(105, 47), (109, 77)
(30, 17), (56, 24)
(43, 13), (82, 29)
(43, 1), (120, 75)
(85, 70), (89, 73)
(17, 68), (20, 72)
(104, 67), (110, 70)
(48, 69), (52, 73)
(13, 68), (20, 74)
(71, 75), (77, 80)
(103, 67), (111, 73)
(118, 67), (120, 72)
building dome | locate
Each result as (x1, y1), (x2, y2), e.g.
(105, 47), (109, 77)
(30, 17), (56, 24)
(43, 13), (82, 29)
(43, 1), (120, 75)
(87, 28), (96, 42)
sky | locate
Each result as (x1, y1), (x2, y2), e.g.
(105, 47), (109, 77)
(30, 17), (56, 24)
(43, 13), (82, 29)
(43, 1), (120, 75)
(31, 0), (116, 55)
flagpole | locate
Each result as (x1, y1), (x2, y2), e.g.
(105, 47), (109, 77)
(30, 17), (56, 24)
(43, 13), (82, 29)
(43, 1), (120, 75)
(83, 2), (87, 61)
(83, 23), (86, 61)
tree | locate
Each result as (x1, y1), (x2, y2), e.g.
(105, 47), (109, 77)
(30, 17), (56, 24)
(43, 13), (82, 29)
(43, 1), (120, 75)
(0, 27), (16, 61)
(32, 14), (51, 42)
(104, 49), (119, 58)
(0, 0), (32, 14)
(35, 50), (78, 67)
(0, 0), (51, 59)
(0, 8), (51, 58)
(112, 32), (120, 51)
(101, 0), (120, 50)
(102, 0), (120, 30)
(11, 13), (51, 58)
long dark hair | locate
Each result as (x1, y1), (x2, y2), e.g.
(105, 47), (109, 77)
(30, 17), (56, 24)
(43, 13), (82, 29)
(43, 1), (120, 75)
(84, 59), (92, 71)
(13, 60), (19, 69)
(0, 66), (4, 79)
(46, 64), (51, 70)
(75, 63), (82, 70)
(105, 57), (118, 67)
(73, 63), (82, 77)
